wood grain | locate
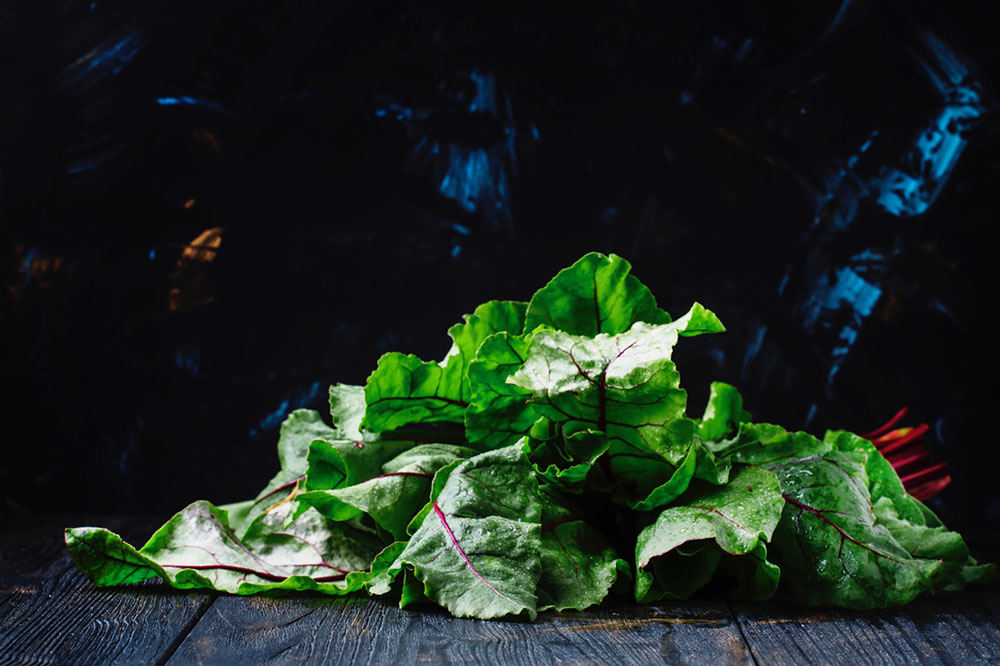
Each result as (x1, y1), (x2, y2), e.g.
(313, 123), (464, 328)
(730, 584), (1000, 666)
(2, 514), (998, 666)
(167, 594), (753, 665)
(0, 514), (215, 666)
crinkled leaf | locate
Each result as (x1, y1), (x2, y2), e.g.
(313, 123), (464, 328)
(825, 430), (925, 524)
(638, 541), (721, 601)
(465, 331), (536, 449)
(329, 383), (367, 440)
(726, 424), (978, 606)
(66, 500), (385, 595)
(842, 435), (993, 591)
(392, 444), (542, 620)
(231, 409), (340, 535)
(635, 465), (783, 602)
(361, 352), (470, 433)
(524, 252), (671, 336)
(363, 301), (526, 434)
(510, 308), (722, 475)
(698, 381), (752, 443)
(64, 528), (160, 587)
(622, 440), (731, 511)
(873, 497), (995, 592)
(400, 569), (432, 608)
(626, 445), (698, 511)
(767, 449), (943, 608)
(299, 444), (475, 540)
(720, 422), (833, 467)
(871, 496), (967, 563)
(536, 488), (628, 611)
(715, 539), (781, 602)
(526, 424), (609, 494)
(303, 438), (414, 491)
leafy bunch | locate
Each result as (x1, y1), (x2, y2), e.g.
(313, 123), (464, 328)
(66, 253), (993, 620)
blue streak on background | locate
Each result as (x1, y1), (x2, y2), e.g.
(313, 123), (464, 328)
(794, 29), (980, 388)
(63, 27), (147, 89)
(174, 349), (199, 377)
(371, 70), (520, 233)
(156, 96), (232, 115)
(66, 143), (126, 176)
(19, 249), (38, 287)
(811, 30), (980, 230)
(437, 71), (515, 232)
(875, 31), (982, 217)
(249, 380), (324, 437)
(800, 256), (885, 382)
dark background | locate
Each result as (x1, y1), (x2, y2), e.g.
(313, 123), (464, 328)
(2, 1), (997, 542)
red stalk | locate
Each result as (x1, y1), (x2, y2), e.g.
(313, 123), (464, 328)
(885, 448), (931, 473)
(860, 409), (950, 500)
(874, 423), (930, 456)
(861, 407), (910, 440)
(898, 461), (949, 487)
(908, 476), (952, 502)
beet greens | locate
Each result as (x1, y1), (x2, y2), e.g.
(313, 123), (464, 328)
(66, 252), (993, 619)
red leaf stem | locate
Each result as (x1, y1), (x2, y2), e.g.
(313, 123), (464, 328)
(874, 424), (930, 456)
(861, 407), (909, 440)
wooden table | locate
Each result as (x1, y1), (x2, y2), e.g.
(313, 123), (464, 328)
(3, 513), (998, 665)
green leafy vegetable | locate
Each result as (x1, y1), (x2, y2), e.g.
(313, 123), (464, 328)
(67, 500), (388, 595)
(299, 443), (475, 540)
(362, 301), (526, 435)
(523, 252), (669, 336)
(387, 444), (542, 619)
(635, 465), (783, 602)
(66, 251), (993, 620)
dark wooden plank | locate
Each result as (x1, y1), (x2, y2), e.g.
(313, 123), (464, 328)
(167, 595), (753, 665)
(1, 514), (158, 578)
(730, 585), (1000, 666)
(0, 513), (216, 666)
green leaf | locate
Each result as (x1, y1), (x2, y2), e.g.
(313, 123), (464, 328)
(328, 383), (367, 440)
(524, 252), (671, 336)
(719, 422), (833, 466)
(635, 465), (783, 602)
(536, 488), (628, 611)
(637, 541), (721, 601)
(715, 540), (781, 602)
(873, 497), (995, 592)
(66, 500), (386, 595)
(621, 440), (731, 511)
(825, 430), (925, 524)
(510, 308), (722, 474)
(525, 425), (609, 494)
(64, 528), (160, 587)
(299, 444), (475, 540)
(400, 570), (431, 608)
(392, 444), (542, 620)
(465, 331), (536, 449)
(362, 301), (526, 434)
(872, 497), (968, 562)
(625, 445), (698, 511)
(303, 438), (414, 492)
(697, 382), (752, 443)
(361, 352), (470, 433)
(767, 450), (943, 608)
(230, 409), (340, 535)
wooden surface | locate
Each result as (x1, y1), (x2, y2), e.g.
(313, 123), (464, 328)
(2, 514), (998, 665)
